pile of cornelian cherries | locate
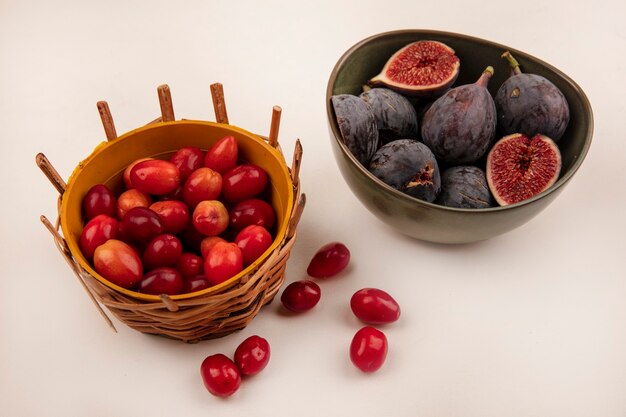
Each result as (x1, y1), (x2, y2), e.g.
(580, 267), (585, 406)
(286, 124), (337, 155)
(78, 135), (276, 295)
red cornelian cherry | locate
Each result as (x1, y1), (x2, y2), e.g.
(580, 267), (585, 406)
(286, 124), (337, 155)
(350, 326), (388, 373)
(234, 225), (273, 266)
(176, 252), (204, 278)
(350, 288), (401, 325)
(203, 242), (243, 286)
(222, 164), (268, 203)
(280, 280), (321, 312)
(234, 335), (271, 376)
(122, 207), (164, 243)
(182, 274), (211, 293)
(306, 242), (350, 278)
(200, 354), (241, 398)
(79, 214), (119, 259)
(229, 198), (276, 232)
(138, 267), (184, 295)
(93, 239), (143, 289)
(82, 184), (117, 220)
(142, 233), (183, 270)
(169, 146), (204, 182)
(204, 135), (238, 174)
(149, 200), (190, 235)
(130, 159), (180, 195)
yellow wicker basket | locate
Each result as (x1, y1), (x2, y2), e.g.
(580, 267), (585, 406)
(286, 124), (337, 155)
(37, 84), (305, 343)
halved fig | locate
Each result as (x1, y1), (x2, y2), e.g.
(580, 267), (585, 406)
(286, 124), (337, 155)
(486, 133), (561, 206)
(369, 40), (460, 98)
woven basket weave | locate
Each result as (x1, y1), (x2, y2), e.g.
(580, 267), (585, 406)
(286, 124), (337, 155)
(37, 84), (305, 343)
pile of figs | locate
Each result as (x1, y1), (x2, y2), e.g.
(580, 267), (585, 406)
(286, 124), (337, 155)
(331, 40), (568, 208)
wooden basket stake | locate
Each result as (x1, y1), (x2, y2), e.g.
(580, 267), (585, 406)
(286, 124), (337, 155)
(40, 215), (117, 332)
(268, 106), (282, 148)
(36, 153), (66, 195)
(287, 193), (306, 239)
(96, 101), (117, 141)
(157, 84), (175, 122)
(210, 83), (229, 124)
(290, 139), (303, 189)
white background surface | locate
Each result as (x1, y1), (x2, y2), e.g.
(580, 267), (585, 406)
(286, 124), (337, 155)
(2, 0), (625, 416)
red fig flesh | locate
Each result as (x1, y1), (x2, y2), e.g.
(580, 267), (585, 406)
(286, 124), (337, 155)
(369, 40), (460, 98)
(486, 133), (561, 206)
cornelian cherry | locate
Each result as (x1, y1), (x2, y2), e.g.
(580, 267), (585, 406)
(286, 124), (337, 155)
(142, 233), (183, 270)
(122, 207), (164, 243)
(169, 146), (204, 182)
(200, 354), (241, 397)
(182, 274), (211, 293)
(234, 335), (270, 376)
(176, 252), (204, 278)
(149, 200), (190, 235)
(130, 159), (180, 195)
(307, 242), (350, 278)
(222, 164), (268, 203)
(235, 225), (273, 266)
(350, 326), (388, 373)
(204, 135), (238, 174)
(203, 242), (243, 286)
(138, 267), (183, 295)
(280, 280), (321, 312)
(79, 214), (119, 259)
(350, 288), (401, 325)
(229, 198), (276, 231)
(82, 184), (117, 220)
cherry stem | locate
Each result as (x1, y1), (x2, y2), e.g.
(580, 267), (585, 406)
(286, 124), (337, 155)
(501, 51), (522, 75)
(475, 66), (494, 88)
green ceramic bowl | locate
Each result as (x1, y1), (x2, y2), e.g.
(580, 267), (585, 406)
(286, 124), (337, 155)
(326, 29), (593, 244)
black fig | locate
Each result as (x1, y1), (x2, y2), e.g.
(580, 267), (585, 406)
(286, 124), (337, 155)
(495, 51), (570, 141)
(368, 40), (460, 98)
(421, 66), (497, 165)
(359, 88), (419, 144)
(435, 166), (494, 209)
(331, 94), (379, 166)
(368, 139), (441, 202)
(486, 133), (561, 206)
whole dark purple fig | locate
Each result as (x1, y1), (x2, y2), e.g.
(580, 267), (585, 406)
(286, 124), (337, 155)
(359, 88), (419, 144)
(495, 51), (570, 142)
(435, 166), (494, 209)
(331, 94), (379, 166)
(368, 139), (441, 202)
(421, 66), (497, 165)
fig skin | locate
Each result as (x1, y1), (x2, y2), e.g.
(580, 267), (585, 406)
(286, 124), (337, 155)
(359, 88), (419, 145)
(421, 66), (497, 165)
(331, 94), (379, 166)
(368, 139), (441, 202)
(495, 51), (570, 142)
(486, 133), (562, 206)
(368, 40), (460, 98)
(435, 166), (494, 209)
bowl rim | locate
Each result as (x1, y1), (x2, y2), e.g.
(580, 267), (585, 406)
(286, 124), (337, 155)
(61, 119), (295, 302)
(326, 28), (594, 213)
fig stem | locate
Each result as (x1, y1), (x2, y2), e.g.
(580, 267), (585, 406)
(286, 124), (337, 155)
(501, 51), (522, 75)
(476, 66), (494, 88)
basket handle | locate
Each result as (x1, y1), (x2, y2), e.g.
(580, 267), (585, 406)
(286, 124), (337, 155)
(40, 214), (117, 332)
